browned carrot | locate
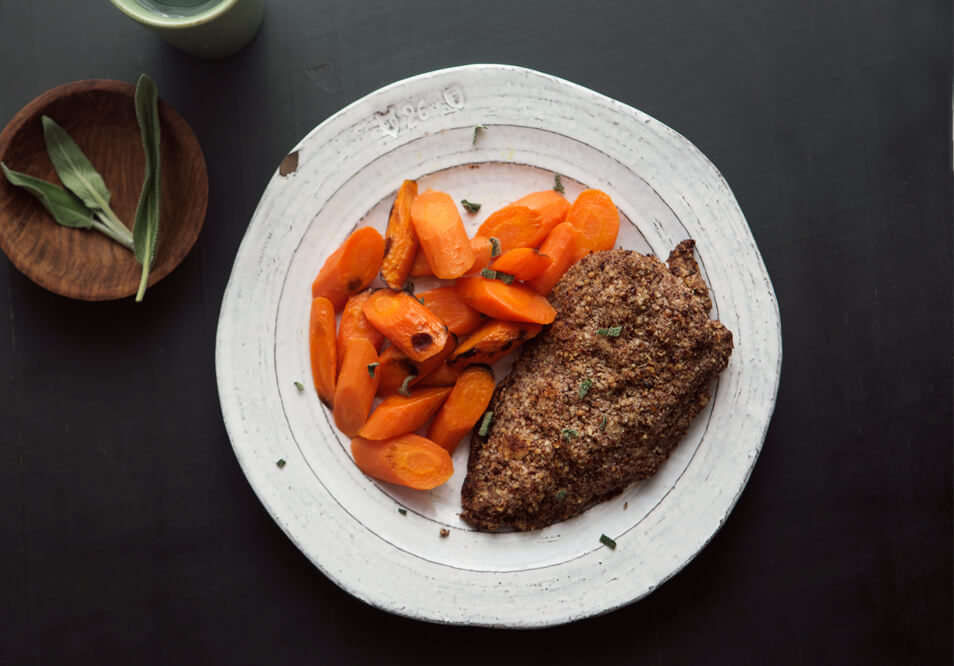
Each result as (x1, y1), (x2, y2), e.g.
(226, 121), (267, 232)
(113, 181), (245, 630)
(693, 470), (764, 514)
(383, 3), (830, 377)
(476, 204), (543, 252)
(379, 180), (419, 289)
(426, 365), (496, 451)
(527, 222), (583, 295)
(357, 386), (452, 440)
(375, 345), (420, 395)
(415, 362), (463, 387)
(416, 285), (484, 337)
(351, 433), (454, 490)
(447, 319), (542, 366)
(487, 247), (554, 281)
(410, 333), (457, 385)
(565, 189), (619, 254)
(309, 296), (337, 407)
(410, 189), (475, 279)
(311, 227), (386, 309)
(455, 276), (557, 324)
(337, 290), (385, 375)
(363, 289), (448, 362)
(513, 190), (570, 246)
(333, 338), (380, 437)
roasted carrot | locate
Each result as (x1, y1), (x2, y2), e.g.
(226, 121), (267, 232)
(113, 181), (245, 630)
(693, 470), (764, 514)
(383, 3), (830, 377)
(415, 362), (463, 387)
(410, 189), (475, 279)
(527, 222), (583, 295)
(447, 319), (542, 367)
(357, 387), (452, 440)
(409, 247), (434, 277)
(416, 285), (484, 337)
(380, 180), (419, 289)
(476, 204), (543, 252)
(333, 338), (380, 437)
(376, 344), (420, 395)
(426, 365), (496, 452)
(337, 290), (385, 375)
(565, 189), (619, 254)
(513, 190), (570, 245)
(455, 276), (557, 324)
(363, 289), (448, 362)
(351, 433), (454, 490)
(311, 226), (386, 309)
(488, 247), (554, 281)
(309, 296), (337, 407)
(466, 235), (494, 275)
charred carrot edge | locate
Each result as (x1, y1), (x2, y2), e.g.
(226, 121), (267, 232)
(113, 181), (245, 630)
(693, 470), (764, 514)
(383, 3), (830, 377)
(476, 204), (543, 252)
(454, 276), (557, 324)
(380, 180), (419, 289)
(337, 290), (385, 376)
(512, 190), (570, 246)
(311, 226), (386, 309)
(309, 296), (337, 407)
(333, 338), (380, 437)
(447, 319), (542, 366)
(565, 189), (619, 254)
(416, 285), (484, 337)
(488, 247), (554, 281)
(363, 289), (449, 362)
(426, 365), (496, 452)
(410, 189), (475, 279)
(357, 386), (452, 440)
(527, 222), (583, 295)
(351, 434), (454, 490)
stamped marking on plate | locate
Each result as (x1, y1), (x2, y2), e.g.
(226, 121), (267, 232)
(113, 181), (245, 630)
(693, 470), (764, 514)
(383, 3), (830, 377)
(375, 85), (465, 138)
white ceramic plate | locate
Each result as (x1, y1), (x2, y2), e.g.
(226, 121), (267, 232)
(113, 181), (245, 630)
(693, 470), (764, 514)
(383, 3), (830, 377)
(215, 64), (781, 627)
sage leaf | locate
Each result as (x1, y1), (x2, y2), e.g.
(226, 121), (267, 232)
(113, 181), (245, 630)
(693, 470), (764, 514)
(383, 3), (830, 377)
(133, 74), (161, 302)
(41, 115), (113, 214)
(0, 163), (93, 228)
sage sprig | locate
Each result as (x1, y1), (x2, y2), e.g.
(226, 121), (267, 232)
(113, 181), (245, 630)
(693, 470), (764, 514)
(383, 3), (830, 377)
(132, 73), (161, 302)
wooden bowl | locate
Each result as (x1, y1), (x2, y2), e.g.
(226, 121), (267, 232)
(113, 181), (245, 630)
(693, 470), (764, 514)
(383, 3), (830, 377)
(0, 79), (207, 300)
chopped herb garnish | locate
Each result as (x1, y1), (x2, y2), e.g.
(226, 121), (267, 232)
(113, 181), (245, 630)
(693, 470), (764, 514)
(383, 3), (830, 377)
(403, 280), (415, 295)
(276, 458), (286, 469)
(397, 507), (407, 516)
(480, 268), (497, 280)
(461, 199), (481, 213)
(599, 416), (607, 431)
(473, 124), (487, 146)
(489, 236), (501, 258)
(599, 533), (617, 549)
(478, 411), (494, 436)
(553, 173), (565, 194)
(495, 271), (515, 285)
(578, 378), (592, 399)
(367, 362), (379, 378)
(294, 381), (305, 391)
(561, 428), (578, 441)
(555, 489), (568, 500)
(597, 325), (623, 337)
(398, 375), (416, 397)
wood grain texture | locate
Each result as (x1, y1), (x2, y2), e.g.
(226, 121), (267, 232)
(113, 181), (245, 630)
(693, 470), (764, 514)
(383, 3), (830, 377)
(0, 79), (207, 300)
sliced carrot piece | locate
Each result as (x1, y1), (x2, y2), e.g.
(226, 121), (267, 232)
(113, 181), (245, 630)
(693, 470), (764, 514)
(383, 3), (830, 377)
(309, 296), (337, 407)
(351, 433), (453, 490)
(380, 180), (419, 289)
(488, 247), (554, 281)
(333, 338), (380, 437)
(417, 285), (484, 337)
(363, 289), (448, 362)
(427, 365), (496, 452)
(447, 319), (542, 367)
(527, 222), (583, 295)
(337, 290), (385, 375)
(409, 189), (475, 279)
(415, 362), (463, 387)
(455, 276), (557, 324)
(513, 190), (570, 246)
(565, 189), (619, 254)
(476, 204), (543, 252)
(376, 345), (421, 395)
(466, 235), (494, 275)
(409, 247), (434, 277)
(357, 386), (452, 440)
(311, 226), (385, 309)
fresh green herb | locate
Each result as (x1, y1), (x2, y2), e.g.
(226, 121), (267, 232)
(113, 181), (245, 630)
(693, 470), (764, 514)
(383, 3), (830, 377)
(473, 124), (487, 146)
(478, 411), (494, 436)
(599, 533), (617, 549)
(276, 458), (286, 469)
(367, 363), (379, 378)
(132, 74), (161, 301)
(578, 378), (592, 399)
(294, 381), (305, 391)
(597, 325), (622, 337)
(398, 374), (416, 397)
(561, 428), (578, 441)
(461, 199), (481, 213)
(0, 164), (98, 231)
(555, 489), (568, 500)
(495, 271), (515, 285)
(397, 507), (407, 516)
(600, 416), (607, 430)
(403, 280), (415, 295)
(480, 268), (497, 280)
(488, 236), (501, 258)
(553, 173), (565, 194)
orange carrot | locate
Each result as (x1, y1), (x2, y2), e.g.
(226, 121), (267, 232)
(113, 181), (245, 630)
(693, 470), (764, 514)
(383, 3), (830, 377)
(357, 386), (452, 440)
(375, 345), (421, 395)
(333, 338), (380, 437)
(416, 286), (484, 337)
(351, 433), (454, 490)
(527, 222), (583, 295)
(311, 227), (385, 309)
(455, 276), (557, 324)
(416, 362), (463, 387)
(380, 180), (419, 289)
(409, 247), (434, 277)
(427, 365), (496, 452)
(363, 289), (448, 362)
(476, 204), (543, 252)
(513, 190), (570, 245)
(488, 247), (554, 281)
(337, 290), (385, 374)
(466, 235), (494, 275)
(448, 319), (542, 366)
(410, 189), (475, 279)
(565, 189), (619, 254)
(309, 296), (337, 407)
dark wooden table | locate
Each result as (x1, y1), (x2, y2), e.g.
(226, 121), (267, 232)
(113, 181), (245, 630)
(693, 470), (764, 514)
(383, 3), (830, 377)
(1, 2), (950, 663)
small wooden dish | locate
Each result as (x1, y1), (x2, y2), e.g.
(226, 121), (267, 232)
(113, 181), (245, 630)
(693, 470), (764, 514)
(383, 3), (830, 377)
(0, 79), (207, 300)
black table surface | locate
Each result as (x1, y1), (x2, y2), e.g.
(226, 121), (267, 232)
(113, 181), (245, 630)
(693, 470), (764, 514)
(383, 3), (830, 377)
(1, 2), (951, 664)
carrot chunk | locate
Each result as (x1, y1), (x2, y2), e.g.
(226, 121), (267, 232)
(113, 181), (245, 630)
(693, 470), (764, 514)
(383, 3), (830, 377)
(565, 189), (619, 254)
(363, 289), (448, 362)
(417, 285), (484, 337)
(448, 319), (542, 367)
(375, 345), (420, 395)
(351, 434), (454, 490)
(358, 386), (452, 440)
(409, 247), (434, 277)
(410, 189), (475, 279)
(527, 222), (583, 295)
(309, 296), (337, 407)
(311, 226), (385, 309)
(337, 290), (385, 375)
(415, 362), (463, 387)
(333, 338), (380, 437)
(488, 247), (554, 281)
(476, 204), (543, 252)
(427, 365), (496, 452)
(455, 276), (557, 324)
(512, 190), (570, 245)
(410, 235), (490, 278)
(380, 180), (419, 289)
